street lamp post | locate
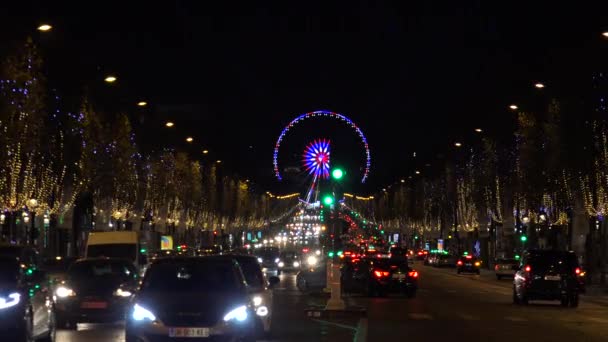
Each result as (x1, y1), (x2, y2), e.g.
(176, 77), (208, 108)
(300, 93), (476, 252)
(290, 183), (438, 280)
(27, 199), (38, 246)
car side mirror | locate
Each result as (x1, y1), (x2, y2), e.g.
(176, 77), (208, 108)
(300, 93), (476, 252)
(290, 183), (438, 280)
(268, 276), (280, 288)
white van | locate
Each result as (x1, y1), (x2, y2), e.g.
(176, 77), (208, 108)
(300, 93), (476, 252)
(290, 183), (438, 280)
(85, 231), (140, 266)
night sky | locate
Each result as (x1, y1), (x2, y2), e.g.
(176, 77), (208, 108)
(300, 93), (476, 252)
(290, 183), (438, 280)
(2, 1), (608, 195)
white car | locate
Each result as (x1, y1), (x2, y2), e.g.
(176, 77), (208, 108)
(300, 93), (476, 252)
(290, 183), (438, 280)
(224, 254), (279, 337)
(494, 258), (519, 280)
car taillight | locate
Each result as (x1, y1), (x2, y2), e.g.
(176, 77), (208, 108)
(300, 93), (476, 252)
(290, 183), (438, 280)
(351, 258), (360, 263)
(524, 265), (531, 272)
(374, 270), (390, 278)
(390, 265), (398, 269)
(495, 265), (499, 271)
(408, 271), (419, 278)
(457, 260), (463, 266)
(575, 267), (581, 275)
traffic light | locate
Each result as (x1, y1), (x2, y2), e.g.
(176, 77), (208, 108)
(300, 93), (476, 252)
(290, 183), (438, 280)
(520, 235), (527, 242)
(323, 195), (334, 206)
(331, 168), (344, 180)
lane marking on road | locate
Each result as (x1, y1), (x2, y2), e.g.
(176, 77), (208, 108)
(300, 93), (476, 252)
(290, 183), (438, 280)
(459, 314), (479, 320)
(503, 316), (527, 322)
(408, 313), (433, 320)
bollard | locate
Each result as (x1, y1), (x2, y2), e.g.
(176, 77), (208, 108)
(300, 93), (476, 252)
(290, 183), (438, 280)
(325, 258), (345, 310)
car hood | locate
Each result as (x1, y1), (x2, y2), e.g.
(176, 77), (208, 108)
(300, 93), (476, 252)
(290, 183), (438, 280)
(136, 291), (250, 323)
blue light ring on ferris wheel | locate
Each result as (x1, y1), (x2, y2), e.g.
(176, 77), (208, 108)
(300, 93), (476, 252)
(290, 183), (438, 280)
(273, 110), (371, 183)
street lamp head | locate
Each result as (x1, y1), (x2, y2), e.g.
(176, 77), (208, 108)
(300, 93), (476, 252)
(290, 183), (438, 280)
(186, 137), (194, 143)
(216, 160), (222, 164)
(454, 142), (462, 147)
(400, 179), (405, 183)
(509, 104), (518, 110)
(202, 150), (209, 154)
(534, 83), (545, 89)
(474, 128), (483, 133)
(104, 75), (117, 83)
(165, 121), (174, 128)
(415, 170), (421, 175)
(603, 32), (608, 38)
(37, 24), (52, 32)
(137, 101), (147, 107)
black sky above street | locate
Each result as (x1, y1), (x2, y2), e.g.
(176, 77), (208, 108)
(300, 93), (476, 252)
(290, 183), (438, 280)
(2, 1), (608, 195)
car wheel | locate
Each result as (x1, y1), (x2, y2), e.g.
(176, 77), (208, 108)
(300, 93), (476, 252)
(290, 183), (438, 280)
(569, 293), (579, 308)
(496, 275), (502, 280)
(56, 313), (76, 330)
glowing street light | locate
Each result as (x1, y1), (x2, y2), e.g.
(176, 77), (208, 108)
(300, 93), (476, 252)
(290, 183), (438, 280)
(104, 75), (117, 83)
(137, 101), (147, 107)
(186, 137), (193, 143)
(37, 24), (52, 32)
(216, 160), (222, 164)
(534, 83), (545, 89)
(400, 179), (405, 183)
(509, 104), (518, 110)
(331, 168), (344, 180)
(202, 150), (209, 154)
(165, 121), (174, 128)
(475, 128), (483, 133)
(415, 170), (421, 175)
(603, 32), (608, 38)
(454, 142), (462, 147)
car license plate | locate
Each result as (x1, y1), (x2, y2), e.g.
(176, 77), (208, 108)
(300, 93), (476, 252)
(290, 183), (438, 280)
(81, 301), (107, 309)
(169, 327), (210, 338)
(465, 263), (472, 267)
(544, 275), (561, 281)
(392, 273), (405, 279)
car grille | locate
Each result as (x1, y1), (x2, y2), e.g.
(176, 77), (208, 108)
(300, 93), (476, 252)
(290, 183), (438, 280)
(144, 335), (233, 342)
(159, 312), (220, 327)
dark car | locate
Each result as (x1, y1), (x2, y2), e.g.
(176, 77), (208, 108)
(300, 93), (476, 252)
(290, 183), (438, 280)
(435, 254), (457, 268)
(513, 250), (582, 307)
(279, 250), (301, 272)
(125, 256), (256, 341)
(388, 246), (409, 262)
(54, 258), (139, 328)
(255, 247), (281, 276)
(342, 258), (418, 297)
(0, 256), (54, 341)
(456, 255), (481, 274)
(42, 255), (77, 284)
(296, 260), (327, 293)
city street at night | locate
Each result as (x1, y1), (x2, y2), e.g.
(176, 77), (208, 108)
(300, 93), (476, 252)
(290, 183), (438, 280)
(4, 2), (608, 342)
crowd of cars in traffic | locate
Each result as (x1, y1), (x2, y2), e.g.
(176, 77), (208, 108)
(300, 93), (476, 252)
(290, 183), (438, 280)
(0, 240), (590, 341)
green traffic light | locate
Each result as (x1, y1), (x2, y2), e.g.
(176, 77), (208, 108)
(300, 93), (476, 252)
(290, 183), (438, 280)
(323, 195), (334, 205)
(328, 251), (334, 258)
(520, 235), (527, 242)
(514, 254), (521, 260)
(140, 248), (147, 253)
(331, 168), (344, 180)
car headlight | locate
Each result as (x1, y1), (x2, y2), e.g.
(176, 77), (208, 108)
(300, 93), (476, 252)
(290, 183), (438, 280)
(293, 261), (300, 267)
(257, 257), (263, 263)
(223, 305), (248, 322)
(0, 293), (20, 309)
(278, 262), (284, 268)
(114, 288), (133, 297)
(307, 256), (318, 267)
(275, 258), (280, 264)
(315, 250), (321, 256)
(56, 286), (76, 298)
(252, 296), (263, 306)
(132, 303), (156, 321)
(256, 306), (269, 317)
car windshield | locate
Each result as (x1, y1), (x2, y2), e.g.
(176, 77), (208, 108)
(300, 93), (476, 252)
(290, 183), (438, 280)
(143, 260), (242, 292)
(69, 259), (136, 281)
(0, 258), (20, 285)
(257, 248), (279, 258)
(235, 257), (265, 288)
(87, 244), (137, 262)
(527, 253), (578, 273)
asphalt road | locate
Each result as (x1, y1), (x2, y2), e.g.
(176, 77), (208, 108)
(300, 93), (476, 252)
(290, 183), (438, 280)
(56, 263), (608, 341)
